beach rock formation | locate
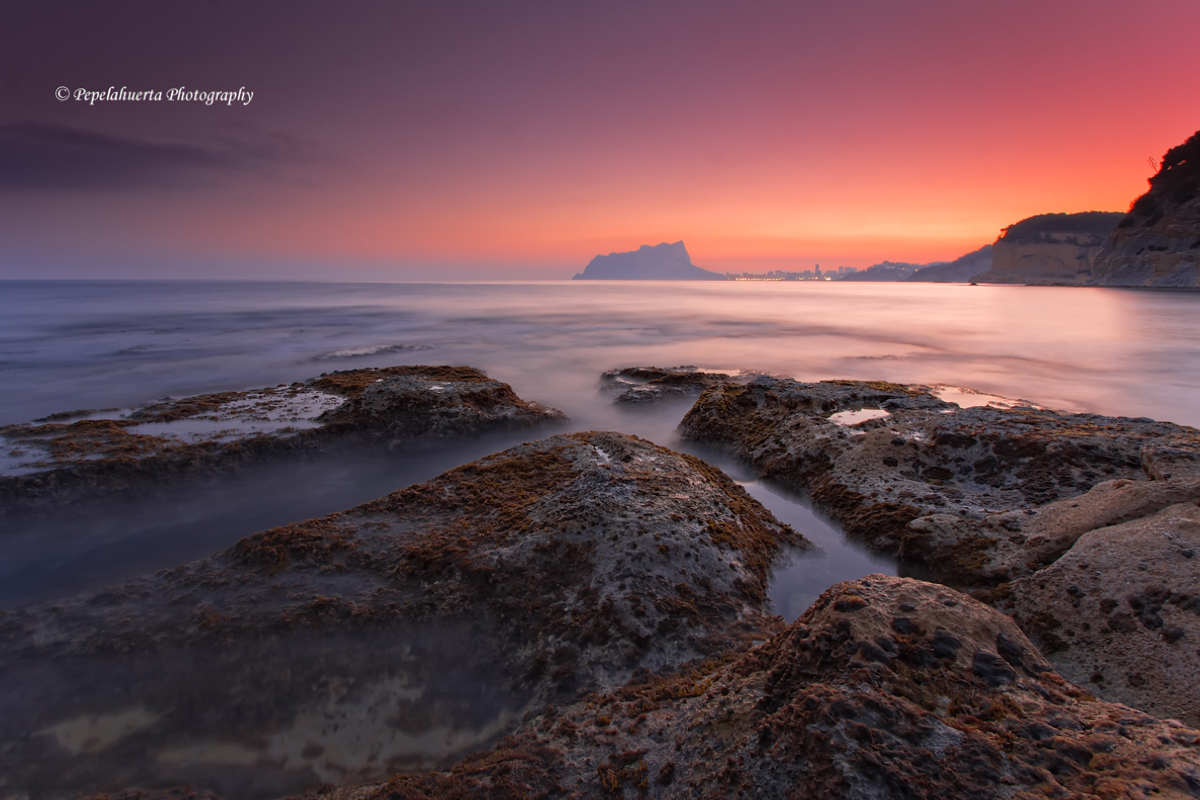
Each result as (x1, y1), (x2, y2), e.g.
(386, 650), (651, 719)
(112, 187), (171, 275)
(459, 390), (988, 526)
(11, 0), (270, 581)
(311, 576), (1200, 800)
(1005, 499), (1200, 726)
(0, 365), (565, 511)
(0, 431), (807, 798)
(571, 241), (725, 280)
(679, 376), (1200, 586)
(602, 366), (756, 405)
(679, 376), (1200, 724)
(1091, 130), (1200, 288)
(905, 244), (993, 283)
(973, 212), (1124, 285)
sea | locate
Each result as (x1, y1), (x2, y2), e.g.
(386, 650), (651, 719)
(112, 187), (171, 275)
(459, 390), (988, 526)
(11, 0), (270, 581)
(3, 279), (1200, 614)
(3, 280), (1200, 614)
(2, 278), (1199, 796)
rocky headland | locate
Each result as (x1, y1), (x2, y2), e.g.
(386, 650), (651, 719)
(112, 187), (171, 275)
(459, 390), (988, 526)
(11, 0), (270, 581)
(0, 431), (807, 797)
(0, 365), (565, 512)
(905, 244), (993, 283)
(571, 242), (725, 281)
(972, 212), (1125, 285)
(1090, 130), (1200, 288)
(679, 376), (1200, 724)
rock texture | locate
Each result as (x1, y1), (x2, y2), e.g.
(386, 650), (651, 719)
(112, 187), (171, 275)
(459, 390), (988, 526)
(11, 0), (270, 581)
(1091, 130), (1200, 288)
(300, 576), (1200, 800)
(571, 242), (725, 281)
(680, 377), (1200, 583)
(679, 376), (1200, 725)
(602, 366), (757, 405)
(0, 432), (806, 798)
(1005, 500), (1200, 726)
(973, 212), (1124, 285)
(0, 365), (565, 511)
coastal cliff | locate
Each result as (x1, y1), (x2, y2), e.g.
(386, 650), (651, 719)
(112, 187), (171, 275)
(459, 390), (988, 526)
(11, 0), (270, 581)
(905, 244), (992, 283)
(1090, 130), (1200, 288)
(973, 212), (1124, 285)
(572, 241), (725, 280)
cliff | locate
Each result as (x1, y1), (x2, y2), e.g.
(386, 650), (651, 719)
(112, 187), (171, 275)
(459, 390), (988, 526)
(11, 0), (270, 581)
(571, 241), (725, 280)
(906, 244), (993, 283)
(972, 211), (1124, 285)
(1091, 130), (1200, 288)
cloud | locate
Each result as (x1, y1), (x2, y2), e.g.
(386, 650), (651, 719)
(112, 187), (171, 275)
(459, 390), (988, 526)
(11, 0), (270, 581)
(0, 123), (311, 191)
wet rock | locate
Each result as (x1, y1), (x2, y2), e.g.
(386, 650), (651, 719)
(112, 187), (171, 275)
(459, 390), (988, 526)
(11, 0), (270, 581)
(601, 365), (757, 405)
(0, 365), (566, 511)
(327, 576), (1200, 800)
(0, 432), (807, 798)
(1005, 501), (1200, 726)
(679, 375), (1200, 585)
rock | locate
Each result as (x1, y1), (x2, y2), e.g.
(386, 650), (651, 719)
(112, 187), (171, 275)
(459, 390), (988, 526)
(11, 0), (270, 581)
(602, 366), (756, 405)
(0, 432), (808, 797)
(1005, 501), (1200, 726)
(570, 241), (726, 280)
(1091, 130), (1200, 288)
(678, 376), (1200, 585)
(905, 244), (993, 283)
(320, 576), (1200, 800)
(0, 365), (566, 511)
(973, 211), (1125, 285)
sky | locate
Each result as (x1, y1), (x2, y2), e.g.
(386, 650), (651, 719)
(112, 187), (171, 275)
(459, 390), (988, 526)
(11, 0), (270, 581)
(1, 0), (1199, 280)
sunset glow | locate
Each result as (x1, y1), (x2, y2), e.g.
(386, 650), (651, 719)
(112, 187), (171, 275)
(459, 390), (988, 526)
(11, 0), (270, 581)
(2, 0), (1198, 278)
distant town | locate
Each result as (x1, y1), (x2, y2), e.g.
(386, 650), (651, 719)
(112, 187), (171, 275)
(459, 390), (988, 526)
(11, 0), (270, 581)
(725, 265), (858, 281)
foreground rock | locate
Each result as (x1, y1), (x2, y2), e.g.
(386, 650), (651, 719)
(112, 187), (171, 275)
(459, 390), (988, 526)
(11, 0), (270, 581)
(680, 376), (1200, 725)
(0, 365), (565, 510)
(0, 432), (806, 798)
(1091, 130), (1200, 288)
(602, 366), (758, 405)
(680, 377), (1200, 585)
(1005, 500), (1200, 726)
(312, 576), (1200, 800)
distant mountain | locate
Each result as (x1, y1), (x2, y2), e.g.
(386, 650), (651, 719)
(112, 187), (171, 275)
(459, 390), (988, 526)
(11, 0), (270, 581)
(571, 241), (725, 280)
(837, 260), (932, 282)
(972, 212), (1124, 285)
(906, 244), (993, 283)
(1090, 130), (1200, 288)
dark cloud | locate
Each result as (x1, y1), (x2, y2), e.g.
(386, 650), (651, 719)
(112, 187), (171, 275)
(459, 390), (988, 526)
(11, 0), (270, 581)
(0, 123), (311, 191)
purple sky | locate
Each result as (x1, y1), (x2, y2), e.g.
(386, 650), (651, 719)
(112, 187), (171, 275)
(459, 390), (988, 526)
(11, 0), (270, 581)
(2, 0), (1199, 279)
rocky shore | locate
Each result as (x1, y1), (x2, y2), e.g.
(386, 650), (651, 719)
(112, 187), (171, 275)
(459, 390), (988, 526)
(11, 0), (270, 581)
(679, 376), (1200, 726)
(0, 366), (565, 512)
(0, 431), (806, 798)
(319, 576), (1200, 800)
(4, 370), (1200, 799)
(602, 366), (758, 405)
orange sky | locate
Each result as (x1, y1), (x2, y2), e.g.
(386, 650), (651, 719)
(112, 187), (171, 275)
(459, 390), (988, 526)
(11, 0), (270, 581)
(1, 0), (1199, 279)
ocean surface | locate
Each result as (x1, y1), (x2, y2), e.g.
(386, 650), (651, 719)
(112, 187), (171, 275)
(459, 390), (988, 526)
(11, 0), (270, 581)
(2, 279), (1199, 615)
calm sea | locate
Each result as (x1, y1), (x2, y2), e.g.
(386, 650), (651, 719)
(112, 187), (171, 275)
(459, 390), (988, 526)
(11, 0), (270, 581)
(2, 280), (1199, 611)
